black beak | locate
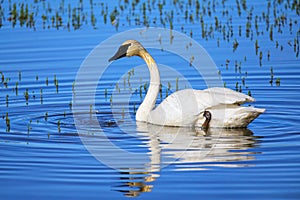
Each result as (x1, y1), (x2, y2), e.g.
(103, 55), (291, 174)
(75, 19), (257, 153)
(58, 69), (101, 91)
(108, 43), (131, 62)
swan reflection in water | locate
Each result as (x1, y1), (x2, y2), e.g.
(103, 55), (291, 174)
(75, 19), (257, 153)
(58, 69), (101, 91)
(111, 122), (260, 197)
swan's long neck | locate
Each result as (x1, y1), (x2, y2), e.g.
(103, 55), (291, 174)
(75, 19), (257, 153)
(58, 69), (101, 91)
(136, 49), (160, 122)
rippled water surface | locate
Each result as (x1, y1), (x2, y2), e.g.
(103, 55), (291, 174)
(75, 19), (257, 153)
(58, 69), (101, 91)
(1, 0), (300, 199)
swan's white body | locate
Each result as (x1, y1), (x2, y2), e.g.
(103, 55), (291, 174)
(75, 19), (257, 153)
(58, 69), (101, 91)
(145, 88), (265, 128)
(110, 40), (265, 128)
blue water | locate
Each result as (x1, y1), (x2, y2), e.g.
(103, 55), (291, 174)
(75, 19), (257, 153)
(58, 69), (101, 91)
(1, 0), (300, 199)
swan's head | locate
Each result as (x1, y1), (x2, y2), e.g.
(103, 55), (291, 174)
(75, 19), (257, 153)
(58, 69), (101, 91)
(109, 40), (145, 62)
(203, 111), (211, 121)
(197, 110), (211, 129)
(201, 111), (211, 129)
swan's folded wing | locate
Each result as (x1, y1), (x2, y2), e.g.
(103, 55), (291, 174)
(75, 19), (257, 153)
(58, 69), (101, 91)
(203, 87), (255, 105)
(148, 88), (257, 127)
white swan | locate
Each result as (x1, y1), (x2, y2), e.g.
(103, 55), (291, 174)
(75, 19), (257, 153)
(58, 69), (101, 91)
(109, 40), (265, 128)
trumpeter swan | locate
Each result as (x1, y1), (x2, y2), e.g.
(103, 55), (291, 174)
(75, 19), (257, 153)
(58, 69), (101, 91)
(109, 40), (265, 128)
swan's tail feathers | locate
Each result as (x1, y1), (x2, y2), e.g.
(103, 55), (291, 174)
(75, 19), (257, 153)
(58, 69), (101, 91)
(203, 105), (265, 128)
(227, 107), (265, 128)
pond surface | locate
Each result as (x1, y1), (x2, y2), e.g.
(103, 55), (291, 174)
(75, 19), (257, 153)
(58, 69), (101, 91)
(0, 0), (300, 199)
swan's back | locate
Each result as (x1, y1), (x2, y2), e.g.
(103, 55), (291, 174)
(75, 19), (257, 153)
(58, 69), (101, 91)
(203, 87), (255, 104)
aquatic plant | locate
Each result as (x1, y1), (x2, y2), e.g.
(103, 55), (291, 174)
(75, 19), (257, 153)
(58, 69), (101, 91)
(24, 89), (29, 105)
(270, 67), (274, 85)
(57, 120), (61, 133)
(54, 75), (59, 93)
(233, 39), (239, 52)
(104, 88), (108, 99)
(27, 121), (32, 134)
(0, 72), (4, 83)
(6, 112), (10, 132)
(15, 82), (19, 95)
(69, 101), (72, 109)
(275, 78), (281, 86)
(45, 112), (48, 121)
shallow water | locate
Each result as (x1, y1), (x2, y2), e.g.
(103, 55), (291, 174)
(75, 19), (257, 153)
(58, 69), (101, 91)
(1, 0), (300, 199)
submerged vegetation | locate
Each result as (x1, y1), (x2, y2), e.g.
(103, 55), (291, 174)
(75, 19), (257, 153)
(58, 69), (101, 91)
(0, 70), (73, 134)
